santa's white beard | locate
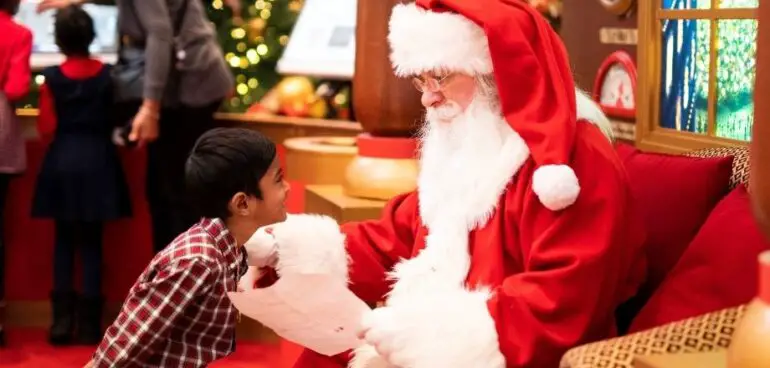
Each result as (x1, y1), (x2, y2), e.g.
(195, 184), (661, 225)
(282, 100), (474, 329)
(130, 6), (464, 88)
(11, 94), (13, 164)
(417, 93), (522, 229)
(421, 95), (511, 162)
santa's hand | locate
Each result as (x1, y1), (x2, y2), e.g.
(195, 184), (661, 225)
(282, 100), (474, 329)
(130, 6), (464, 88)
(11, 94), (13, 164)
(357, 290), (506, 368)
(237, 266), (261, 291)
(359, 307), (404, 363)
(268, 214), (348, 285)
(243, 227), (278, 268)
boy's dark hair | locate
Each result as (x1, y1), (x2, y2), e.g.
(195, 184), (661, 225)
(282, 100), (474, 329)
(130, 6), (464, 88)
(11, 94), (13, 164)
(0, 0), (21, 15)
(54, 5), (95, 57)
(185, 128), (277, 219)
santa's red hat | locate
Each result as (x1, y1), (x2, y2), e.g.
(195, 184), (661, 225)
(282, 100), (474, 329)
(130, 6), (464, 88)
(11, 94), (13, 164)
(388, 0), (580, 211)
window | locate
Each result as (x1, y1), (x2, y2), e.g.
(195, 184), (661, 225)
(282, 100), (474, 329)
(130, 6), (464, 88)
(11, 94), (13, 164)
(636, 0), (757, 153)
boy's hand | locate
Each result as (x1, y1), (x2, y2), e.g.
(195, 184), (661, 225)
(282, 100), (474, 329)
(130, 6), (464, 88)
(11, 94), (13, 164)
(244, 227), (278, 268)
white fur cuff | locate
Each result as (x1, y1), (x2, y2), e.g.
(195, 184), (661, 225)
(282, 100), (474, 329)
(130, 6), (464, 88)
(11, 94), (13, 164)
(270, 214), (349, 286)
(353, 289), (505, 367)
(532, 164), (580, 211)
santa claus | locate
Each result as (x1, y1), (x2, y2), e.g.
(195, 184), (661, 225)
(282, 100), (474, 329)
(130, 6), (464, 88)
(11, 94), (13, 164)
(246, 0), (646, 367)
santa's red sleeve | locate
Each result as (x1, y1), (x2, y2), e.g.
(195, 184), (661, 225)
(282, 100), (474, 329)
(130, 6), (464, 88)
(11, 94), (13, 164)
(487, 132), (646, 367)
(341, 193), (420, 302)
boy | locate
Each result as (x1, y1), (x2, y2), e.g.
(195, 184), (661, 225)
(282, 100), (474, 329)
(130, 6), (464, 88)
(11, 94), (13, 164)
(89, 127), (289, 367)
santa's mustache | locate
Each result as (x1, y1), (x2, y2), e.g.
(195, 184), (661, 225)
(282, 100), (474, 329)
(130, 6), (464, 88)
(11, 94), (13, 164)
(425, 101), (463, 122)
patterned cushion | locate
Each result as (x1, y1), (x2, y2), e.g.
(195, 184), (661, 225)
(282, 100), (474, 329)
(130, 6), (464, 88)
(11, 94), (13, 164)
(559, 305), (745, 368)
(687, 146), (749, 190)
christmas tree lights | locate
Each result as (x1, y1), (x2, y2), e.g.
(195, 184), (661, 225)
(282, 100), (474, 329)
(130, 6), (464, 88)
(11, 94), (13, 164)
(207, 0), (302, 112)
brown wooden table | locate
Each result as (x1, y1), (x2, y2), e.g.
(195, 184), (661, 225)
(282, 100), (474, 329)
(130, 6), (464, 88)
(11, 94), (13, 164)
(305, 185), (387, 224)
(634, 351), (727, 368)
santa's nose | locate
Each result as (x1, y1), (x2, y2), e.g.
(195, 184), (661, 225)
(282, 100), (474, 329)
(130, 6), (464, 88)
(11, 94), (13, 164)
(421, 90), (445, 108)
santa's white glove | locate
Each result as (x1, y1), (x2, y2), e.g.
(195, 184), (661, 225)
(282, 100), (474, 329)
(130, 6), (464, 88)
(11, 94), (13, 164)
(357, 290), (506, 368)
(237, 266), (261, 291)
(243, 227), (278, 268)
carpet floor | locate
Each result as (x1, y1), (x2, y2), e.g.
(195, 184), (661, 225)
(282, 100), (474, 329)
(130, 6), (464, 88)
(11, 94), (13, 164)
(0, 328), (280, 367)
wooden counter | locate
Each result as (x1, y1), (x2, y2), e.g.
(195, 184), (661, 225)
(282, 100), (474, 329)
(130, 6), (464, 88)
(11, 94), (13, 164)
(16, 108), (364, 143)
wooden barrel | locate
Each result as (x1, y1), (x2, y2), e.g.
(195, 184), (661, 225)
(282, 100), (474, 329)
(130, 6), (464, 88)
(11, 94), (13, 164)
(353, 0), (424, 137)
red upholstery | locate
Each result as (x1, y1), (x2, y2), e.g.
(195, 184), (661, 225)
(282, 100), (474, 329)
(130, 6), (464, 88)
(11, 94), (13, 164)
(615, 143), (734, 295)
(629, 185), (770, 332)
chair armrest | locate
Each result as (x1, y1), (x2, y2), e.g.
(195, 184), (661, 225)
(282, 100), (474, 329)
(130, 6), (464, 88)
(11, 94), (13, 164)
(559, 305), (745, 368)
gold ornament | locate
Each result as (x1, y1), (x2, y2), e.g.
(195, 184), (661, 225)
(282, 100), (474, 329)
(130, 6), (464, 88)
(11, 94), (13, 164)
(288, 0), (304, 13)
(254, 86), (282, 114)
(307, 97), (329, 119)
(276, 76), (315, 112)
(247, 18), (267, 41)
(332, 87), (350, 109)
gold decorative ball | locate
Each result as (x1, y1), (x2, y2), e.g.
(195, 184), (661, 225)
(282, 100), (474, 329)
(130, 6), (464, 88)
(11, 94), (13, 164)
(276, 76), (315, 110)
(247, 17), (267, 40)
(288, 0), (304, 13)
(307, 97), (329, 119)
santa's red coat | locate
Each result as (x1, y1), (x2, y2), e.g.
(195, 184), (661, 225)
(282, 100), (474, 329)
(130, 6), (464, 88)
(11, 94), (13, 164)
(270, 123), (646, 368)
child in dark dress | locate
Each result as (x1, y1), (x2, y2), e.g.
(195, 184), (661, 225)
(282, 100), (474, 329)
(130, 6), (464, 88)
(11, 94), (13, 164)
(31, 5), (131, 346)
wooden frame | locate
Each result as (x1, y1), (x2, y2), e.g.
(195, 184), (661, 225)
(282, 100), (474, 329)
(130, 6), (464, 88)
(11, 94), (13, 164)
(593, 51), (637, 120)
(636, 0), (756, 153)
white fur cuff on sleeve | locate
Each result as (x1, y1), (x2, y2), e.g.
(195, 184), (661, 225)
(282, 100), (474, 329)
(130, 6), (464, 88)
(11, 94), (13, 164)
(406, 289), (505, 367)
(352, 288), (505, 368)
(271, 214), (349, 286)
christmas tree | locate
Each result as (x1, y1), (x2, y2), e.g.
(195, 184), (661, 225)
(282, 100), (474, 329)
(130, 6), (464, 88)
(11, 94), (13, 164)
(206, 0), (302, 113)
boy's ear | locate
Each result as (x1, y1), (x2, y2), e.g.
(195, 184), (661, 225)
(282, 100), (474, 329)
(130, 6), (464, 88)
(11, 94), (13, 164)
(229, 192), (250, 216)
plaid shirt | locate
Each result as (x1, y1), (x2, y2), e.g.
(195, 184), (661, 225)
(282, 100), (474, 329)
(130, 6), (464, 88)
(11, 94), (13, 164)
(92, 218), (246, 367)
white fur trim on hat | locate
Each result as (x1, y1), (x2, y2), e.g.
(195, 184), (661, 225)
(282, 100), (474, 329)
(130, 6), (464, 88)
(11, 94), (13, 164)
(532, 164), (580, 211)
(388, 3), (493, 76)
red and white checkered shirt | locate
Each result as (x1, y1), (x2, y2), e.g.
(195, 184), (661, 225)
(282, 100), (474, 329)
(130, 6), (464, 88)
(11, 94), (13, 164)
(92, 218), (245, 367)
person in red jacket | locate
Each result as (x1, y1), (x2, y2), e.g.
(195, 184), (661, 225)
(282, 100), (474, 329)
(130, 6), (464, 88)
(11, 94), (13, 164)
(247, 1), (647, 367)
(0, 0), (32, 347)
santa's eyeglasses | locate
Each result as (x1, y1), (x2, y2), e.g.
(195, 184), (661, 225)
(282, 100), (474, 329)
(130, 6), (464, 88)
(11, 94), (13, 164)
(411, 74), (457, 93)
